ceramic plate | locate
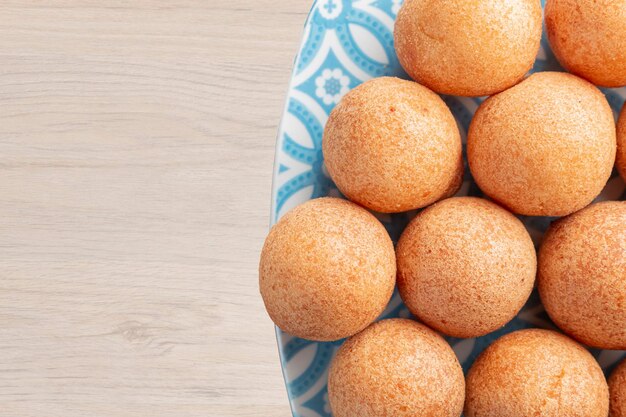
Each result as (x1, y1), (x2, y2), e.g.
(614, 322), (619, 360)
(271, 1), (626, 415)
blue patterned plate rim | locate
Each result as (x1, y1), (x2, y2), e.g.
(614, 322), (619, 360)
(270, 1), (626, 416)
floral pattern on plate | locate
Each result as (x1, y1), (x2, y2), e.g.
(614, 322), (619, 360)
(272, 1), (626, 416)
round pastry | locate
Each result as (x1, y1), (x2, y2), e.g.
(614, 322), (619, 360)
(328, 319), (464, 417)
(618, 104), (626, 181)
(538, 201), (626, 350)
(545, 0), (626, 88)
(396, 197), (536, 338)
(394, 0), (542, 96)
(610, 359), (626, 417)
(465, 329), (609, 417)
(322, 77), (462, 213)
(468, 71), (616, 216)
(259, 197), (396, 341)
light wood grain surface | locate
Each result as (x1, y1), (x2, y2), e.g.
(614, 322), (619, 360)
(0, 1), (309, 416)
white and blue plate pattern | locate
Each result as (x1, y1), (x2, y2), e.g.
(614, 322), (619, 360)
(271, 1), (626, 416)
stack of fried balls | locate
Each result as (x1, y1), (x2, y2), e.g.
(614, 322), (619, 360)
(260, 0), (626, 415)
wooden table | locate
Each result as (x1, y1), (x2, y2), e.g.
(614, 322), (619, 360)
(0, 1), (308, 415)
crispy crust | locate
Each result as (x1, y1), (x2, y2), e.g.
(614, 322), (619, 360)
(465, 329), (609, 417)
(328, 319), (465, 417)
(610, 359), (626, 417)
(468, 72), (616, 216)
(259, 198), (396, 341)
(538, 201), (626, 350)
(322, 77), (463, 213)
(545, 0), (626, 88)
(394, 0), (542, 96)
(397, 197), (536, 338)
(617, 104), (626, 181)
